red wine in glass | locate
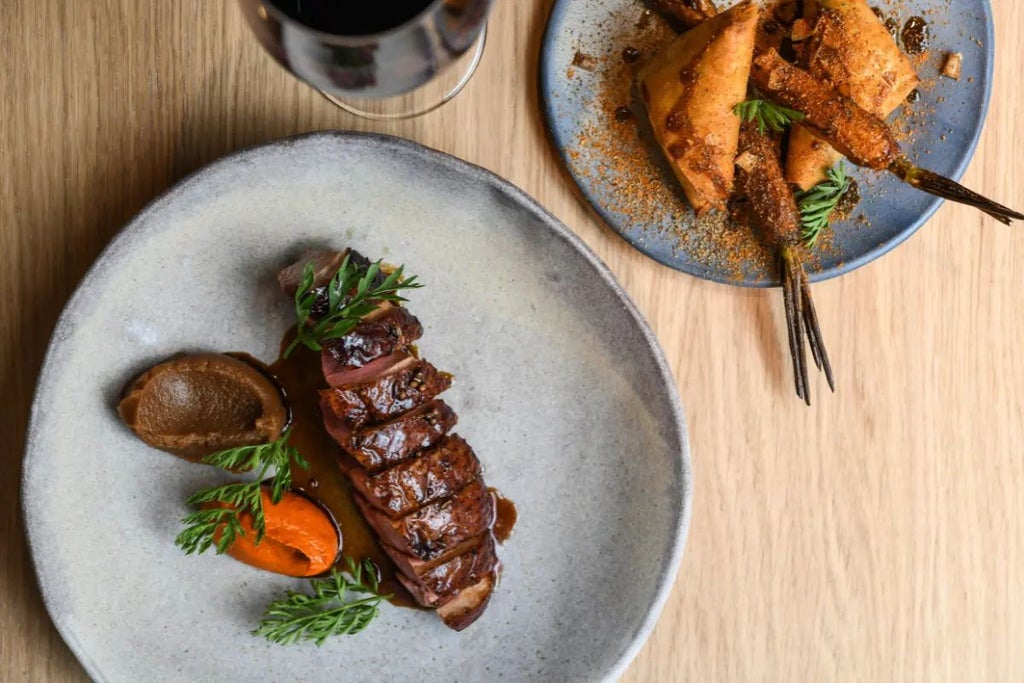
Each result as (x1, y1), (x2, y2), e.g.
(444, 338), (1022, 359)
(239, 0), (492, 100)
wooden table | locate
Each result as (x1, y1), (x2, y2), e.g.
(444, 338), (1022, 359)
(2, 2), (1023, 681)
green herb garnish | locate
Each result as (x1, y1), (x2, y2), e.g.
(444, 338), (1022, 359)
(798, 163), (851, 246)
(284, 255), (422, 358)
(174, 431), (309, 555)
(254, 558), (391, 645)
(733, 99), (806, 134)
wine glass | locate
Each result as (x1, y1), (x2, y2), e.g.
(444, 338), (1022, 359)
(237, 0), (493, 119)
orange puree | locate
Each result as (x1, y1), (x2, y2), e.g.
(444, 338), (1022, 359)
(210, 487), (340, 577)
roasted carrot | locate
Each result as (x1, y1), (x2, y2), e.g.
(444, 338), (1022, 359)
(735, 123), (834, 403)
(752, 49), (1024, 224)
(786, 0), (920, 189)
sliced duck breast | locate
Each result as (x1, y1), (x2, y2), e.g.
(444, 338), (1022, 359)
(436, 573), (496, 631)
(392, 533), (499, 608)
(321, 358), (452, 429)
(321, 399), (457, 471)
(355, 478), (495, 560)
(321, 305), (423, 373)
(348, 434), (480, 518)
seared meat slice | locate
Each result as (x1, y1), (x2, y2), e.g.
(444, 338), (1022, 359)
(321, 305), (423, 373)
(277, 249), (345, 296)
(355, 478), (495, 560)
(321, 358), (452, 429)
(380, 532), (482, 580)
(393, 534), (499, 608)
(437, 573), (496, 631)
(322, 399), (457, 471)
(278, 248), (383, 315)
(349, 434), (480, 518)
(323, 350), (409, 388)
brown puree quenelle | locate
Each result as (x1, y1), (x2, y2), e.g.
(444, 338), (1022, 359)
(117, 353), (289, 462)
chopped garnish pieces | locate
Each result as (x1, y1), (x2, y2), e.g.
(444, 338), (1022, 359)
(942, 52), (963, 80)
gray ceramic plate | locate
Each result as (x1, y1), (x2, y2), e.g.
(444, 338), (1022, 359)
(541, 0), (994, 286)
(22, 132), (691, 683)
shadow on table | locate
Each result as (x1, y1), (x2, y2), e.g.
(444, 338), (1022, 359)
(1, 57), (332, 674)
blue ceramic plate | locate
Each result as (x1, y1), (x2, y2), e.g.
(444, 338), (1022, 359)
(541, 0), (994, 286)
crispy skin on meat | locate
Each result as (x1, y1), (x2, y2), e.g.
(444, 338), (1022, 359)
(280, 248), (506, 631)
(355, 478), (495, 561)
(349, 434), (480, 518)
(750, 48), (900, 169)
(380, 532), (482, 582)
(321, 357), (452, 429)
(321, 305), (423, 371)
(322, 399), (457, 472)
(393, 534), (499, 608)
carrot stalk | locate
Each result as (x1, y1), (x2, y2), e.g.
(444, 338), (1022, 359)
(800, 273), (835, 391)
(890, 158), (1024, 225)
(781, 249), (807, 402)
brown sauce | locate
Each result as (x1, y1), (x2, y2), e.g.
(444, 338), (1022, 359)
(269, 329), (419, 608)
(901, 16), (930, 55)
(490, 489), (518, 543)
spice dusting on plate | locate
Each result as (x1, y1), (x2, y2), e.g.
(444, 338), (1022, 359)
(562, 7), (793, 281)
(572, 50), (599, 71)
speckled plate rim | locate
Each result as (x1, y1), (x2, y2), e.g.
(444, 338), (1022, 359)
(21, 131), (692, 683)
(539, 1), (996, 288)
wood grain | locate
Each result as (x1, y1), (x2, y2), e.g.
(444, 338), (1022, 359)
(2, 1), (1022, 681)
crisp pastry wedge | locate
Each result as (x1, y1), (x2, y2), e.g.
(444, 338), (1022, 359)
(638, 0), (758, 214)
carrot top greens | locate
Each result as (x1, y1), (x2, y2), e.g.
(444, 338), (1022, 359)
(733, 99), (806, 134)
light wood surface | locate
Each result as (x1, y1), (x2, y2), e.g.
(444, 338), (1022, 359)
(2, 1), (1023, 681)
